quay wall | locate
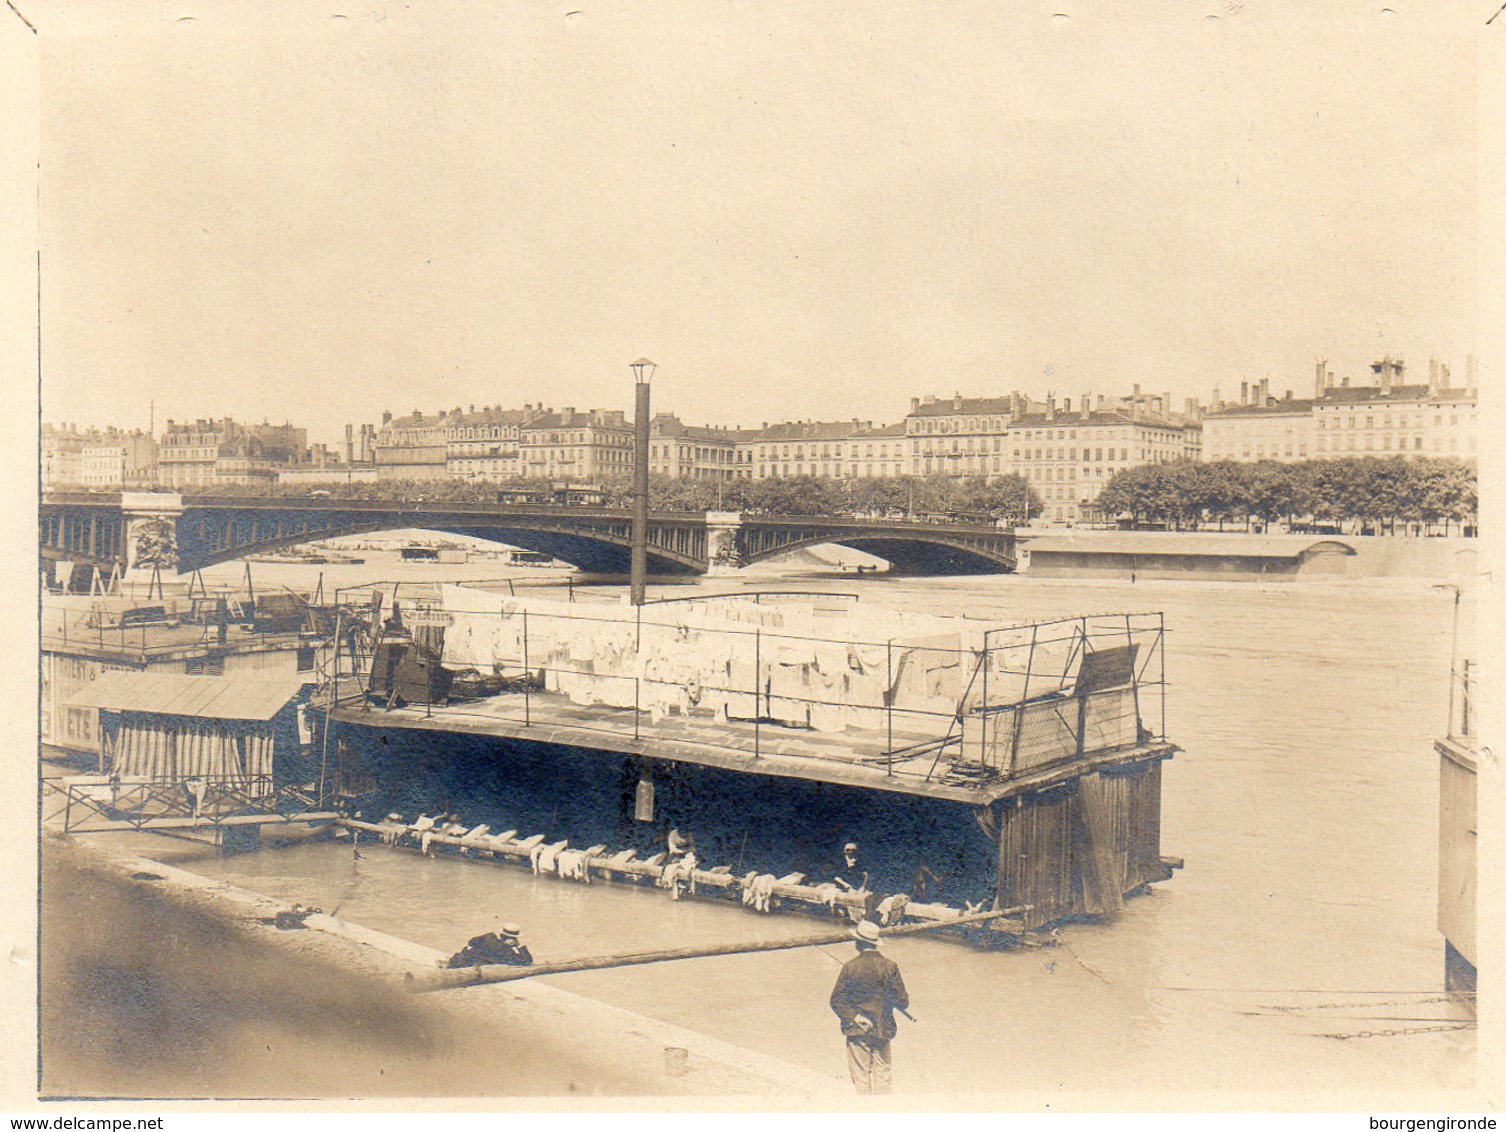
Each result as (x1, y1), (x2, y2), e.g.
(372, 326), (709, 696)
(41, 832), (840, 1100)
(1020, 532), (1477, 581)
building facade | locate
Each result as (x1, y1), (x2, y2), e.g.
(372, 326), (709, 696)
(649, 414), (739, 481)
(445, 406), (528, 481)
(903, 394), (1029, 477)
(1010, 402), (1190, 526)
(159, 418), (307, 488)
(734, 419), (908, 480)
(1311, 358), (1477, 461)
(1203, 398), (1317, 463)
(519, 407), (634, 481)
(373, 410), (450, 481)
(1202, 358), (1479, 465)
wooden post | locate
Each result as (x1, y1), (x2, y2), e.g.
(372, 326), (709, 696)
(1010, 624), (1038, 775)
(753, 628), (761, 758)
(993, 797), (1010, 911)
(885, 639), (893, 771)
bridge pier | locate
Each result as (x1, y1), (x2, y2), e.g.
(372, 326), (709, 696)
(704, 511), (745, 576)
(120, 492), (184, 576)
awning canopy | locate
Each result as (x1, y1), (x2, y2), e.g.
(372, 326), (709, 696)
(65, 673), (307, 721)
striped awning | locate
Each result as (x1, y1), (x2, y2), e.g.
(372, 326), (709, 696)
(65, 672), (306, 721)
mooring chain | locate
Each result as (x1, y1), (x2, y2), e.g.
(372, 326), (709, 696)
(1264, 994), (1473, 1013)
(1321, 1022), (1476, 1041)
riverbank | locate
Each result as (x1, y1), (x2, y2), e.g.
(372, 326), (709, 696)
(40, 831), (843, 1101)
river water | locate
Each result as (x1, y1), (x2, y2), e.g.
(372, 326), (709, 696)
(141, 554), (1479, 1100)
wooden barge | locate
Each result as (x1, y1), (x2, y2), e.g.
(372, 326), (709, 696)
(320, 588), (1182, 937)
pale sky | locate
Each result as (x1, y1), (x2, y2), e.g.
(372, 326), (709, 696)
(32, 2), (1482, 447)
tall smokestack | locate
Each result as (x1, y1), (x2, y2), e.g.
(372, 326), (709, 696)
(1316, 359), (1327, 399)
(344, 423), (354, 465)
(1240, 381), (1249, 405)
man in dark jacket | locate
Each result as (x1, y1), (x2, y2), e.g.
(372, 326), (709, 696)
(829, 919), (909, 1094)
(446, 923), (533, 969)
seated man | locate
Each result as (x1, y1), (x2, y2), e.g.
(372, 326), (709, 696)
(833, 842), (869, 893)
(666, 827), (695, 862)
(446, 923), (533, 968)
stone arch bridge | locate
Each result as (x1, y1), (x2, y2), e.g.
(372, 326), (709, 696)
(40, 493), (1018, 577)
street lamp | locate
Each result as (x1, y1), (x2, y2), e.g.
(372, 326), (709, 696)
(629, 358), (656, 605)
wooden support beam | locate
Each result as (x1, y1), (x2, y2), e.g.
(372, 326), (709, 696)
(407, 906), (1027, 993)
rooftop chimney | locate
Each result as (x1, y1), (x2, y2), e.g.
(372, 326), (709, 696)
(1081, 393), (1091, 421)
(910, 397), (920, 413)
(382, 411), (392, 425)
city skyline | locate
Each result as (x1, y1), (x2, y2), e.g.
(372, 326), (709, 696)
(33, 5), (1480, 449)
(39, 346), (1483, 449)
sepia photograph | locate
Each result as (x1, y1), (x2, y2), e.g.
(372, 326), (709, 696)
(5, 0), (1501, 1116)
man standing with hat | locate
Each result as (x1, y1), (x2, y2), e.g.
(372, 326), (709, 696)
(829, 919), (909, 1094)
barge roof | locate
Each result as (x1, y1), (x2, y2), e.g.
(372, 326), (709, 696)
(325, 692), (1175, 806)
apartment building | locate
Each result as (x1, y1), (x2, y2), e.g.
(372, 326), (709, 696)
(735, 419), (908, 480)
(649, 414), (740, 481)
(1311, 357), (1477, 460)
(1009, 399), (1189, 525)
(519, 406), (634, 481)
(445, 405), (529, 481)
(373, 410), (450, 481)
(903, 394), (1029, 477)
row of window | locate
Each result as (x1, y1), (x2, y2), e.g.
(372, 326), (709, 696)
(907, 415), (1012, 435)
(1316, 413), (1463, 429)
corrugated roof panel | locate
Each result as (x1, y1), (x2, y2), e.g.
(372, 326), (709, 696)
(65, 672), (304, 720)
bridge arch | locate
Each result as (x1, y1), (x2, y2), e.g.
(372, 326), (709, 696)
(175, 512), (703, 575)
(741, 532), (1015, 575)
